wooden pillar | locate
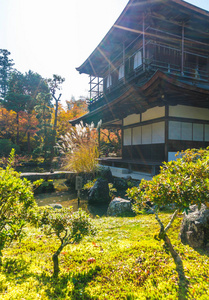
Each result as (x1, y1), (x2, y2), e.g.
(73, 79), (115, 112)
(90, 75), (92, 99)
(122, 119), (124, 159)
(98, 76), (100, 98)
(165, 104), (169, 162)
(123, 41), (125, 83)
(181, 23), (184, 75)
(98, 126), (101, 158)
(108, 61), (111, 90)
(142, 14), (145, 70)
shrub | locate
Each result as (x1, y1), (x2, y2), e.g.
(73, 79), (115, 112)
(65, 143), (99, 174)
(38, 207), (96, 277)
(57, 121), (99, 175)
(0, 139), (20, 156)
(0, 149), (37, 265)
(126, 147), (209, 297)
(127, 148), (209, 213)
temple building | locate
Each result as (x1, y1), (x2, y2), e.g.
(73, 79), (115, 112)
(70, 0), (209, 176)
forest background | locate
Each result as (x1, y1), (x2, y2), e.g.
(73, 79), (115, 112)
(0, 49), (121, 162)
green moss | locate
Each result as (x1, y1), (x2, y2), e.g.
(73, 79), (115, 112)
(0, 214), (209, 299)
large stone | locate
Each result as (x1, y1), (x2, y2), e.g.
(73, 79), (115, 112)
(49, 203), (63, 209)
(107, 197), (133, 216)
(88, 178), (110, 204)
(180, 204), (209, 249)
(97, 167), (113, 183)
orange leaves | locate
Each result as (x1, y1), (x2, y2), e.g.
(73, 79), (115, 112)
(0, 107), (17, 138)
(92, 242), (99, 247)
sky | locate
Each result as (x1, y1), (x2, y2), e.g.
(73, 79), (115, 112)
(1, 0), (209, 105)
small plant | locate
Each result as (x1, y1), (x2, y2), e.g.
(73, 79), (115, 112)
(83, 179), (97, 191)
(108, 183), (117, 199)
(34, 179), (55, 194)
(38, 207), (96, 277)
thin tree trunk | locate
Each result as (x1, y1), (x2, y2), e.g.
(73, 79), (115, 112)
(49, 94), (61, 168)
(153, 210), (189, 300)
(52, 243), (64, 277)
(27, 131), (31, 153)
(27, 114), (31, 153)
(16, 112), (19, 145)
(163, 234), (189, 300)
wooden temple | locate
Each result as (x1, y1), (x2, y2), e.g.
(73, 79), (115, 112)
(70, 0), (209, 175)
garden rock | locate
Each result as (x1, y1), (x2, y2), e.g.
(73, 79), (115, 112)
(180, 204), (209, 249)
(88, 178), (110, 204)
(107, 197), (133, 216)
(97, 167), (113, 183)
(49, 203), (63, 209)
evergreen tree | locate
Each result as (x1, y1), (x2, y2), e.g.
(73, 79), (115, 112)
(0, 49), (14, 99)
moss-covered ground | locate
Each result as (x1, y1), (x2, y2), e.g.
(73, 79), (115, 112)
(0, 213), (209, 299)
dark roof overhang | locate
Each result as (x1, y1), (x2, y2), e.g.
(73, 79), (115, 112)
(70, 70), (209, 127)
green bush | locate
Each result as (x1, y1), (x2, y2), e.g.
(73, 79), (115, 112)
(0, 149), (37, 264)
(127, 148), (209, 295)
(127, 148), (209, 212)
(0, 139), (20, 156)
(38, 207), (96, 277)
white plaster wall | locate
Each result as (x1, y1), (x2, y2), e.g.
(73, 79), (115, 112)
(205, 124), (209, 141)
(169, 105), (209, 121)
(123, 128), (132, 145)
(169, 121), (181, 140)
(152, 122), (165, 144)
(142, 106), (165, 122)
(142, 124), (152, 144)
(182, 122), (192, 141)
(123, 114), (140, 126)
(193, 124), (204, 141)
(169, 121), (208, 141)
(132, 126), (142, 145)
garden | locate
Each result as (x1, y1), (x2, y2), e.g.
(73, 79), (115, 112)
(1, 49), (209, 299)
(0, 147), (209, 299)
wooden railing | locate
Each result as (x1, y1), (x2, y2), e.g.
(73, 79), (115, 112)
(88, 56), (208, 106)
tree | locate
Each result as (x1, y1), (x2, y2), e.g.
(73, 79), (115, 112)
(126, 148), (209, 299)
(56, 98), (88, 139)
(100, 128), (122, 156)
(34, 92), (53, 160)
(47, 74), (65, 164)
(23, 71), (50, 152)
(65, 98), (88, 120)
(0, 49), (14, 99)
(38, 207), (95, 277)
(0, 149), (37, 265)
(3, 70), (51, 152)
(4, 71), (29, 145)
(0, 107), (17, 142)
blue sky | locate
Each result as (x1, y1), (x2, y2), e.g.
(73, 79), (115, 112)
(0, 0), (209, 104)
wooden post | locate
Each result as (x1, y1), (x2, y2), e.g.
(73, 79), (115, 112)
(98, 76), (100, 98)
(76, 176), (83, 209)
(181, 23), (184, 75)
(98, 126), (101, 158)
(165, 105), (169, 162)
(143, 14), (146, 71)
(123, 41), (125, 83)
(90, 75), (92, 99)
